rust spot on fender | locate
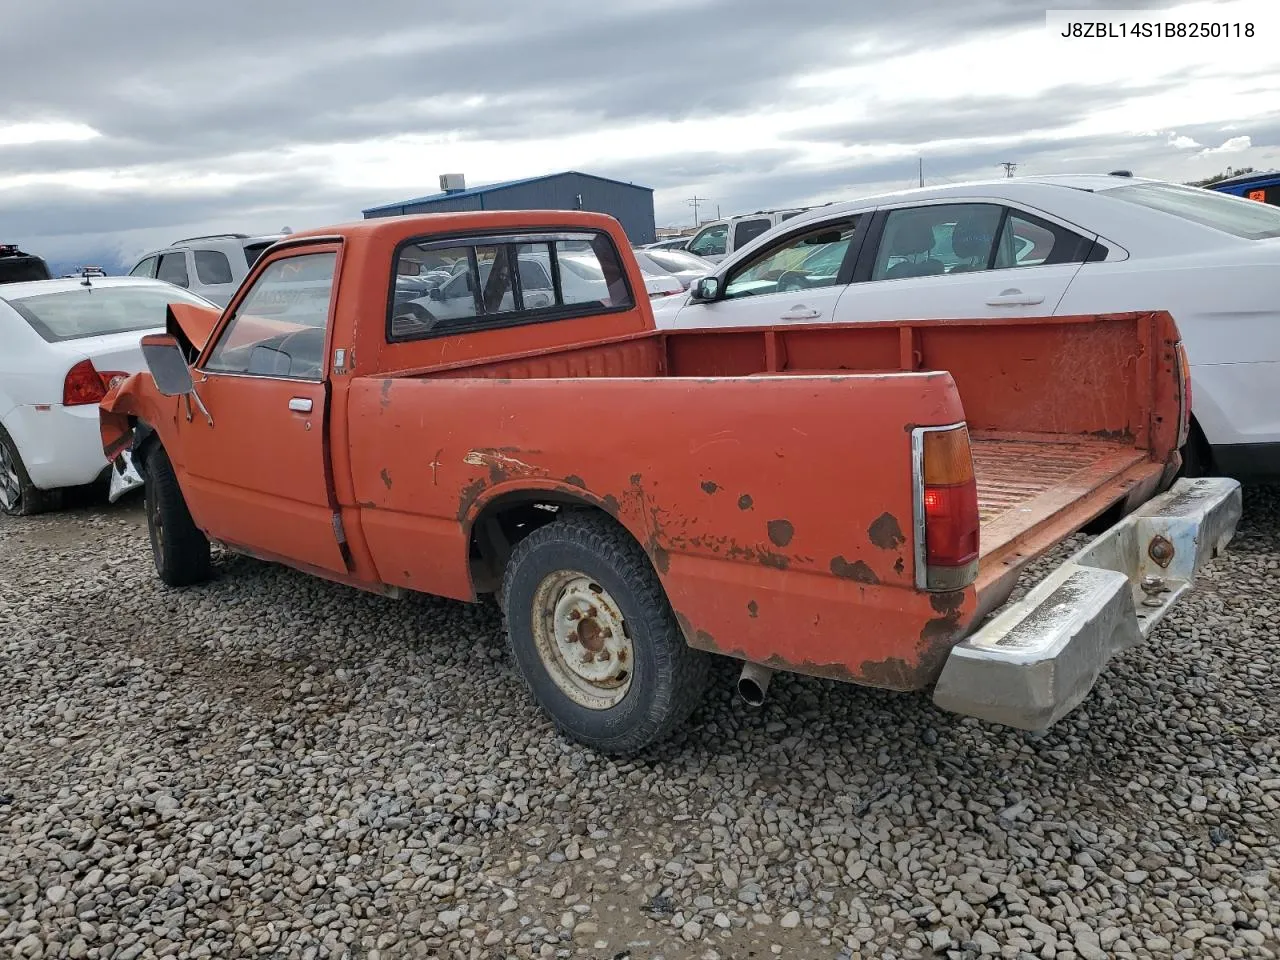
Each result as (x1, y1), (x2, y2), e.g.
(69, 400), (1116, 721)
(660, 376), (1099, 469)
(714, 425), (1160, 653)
(456, 477), (487, 521)
(695, 630), (717, 650)
(766, 519), (794, 548)
(701, 480), (720, 495)
(894, 556), (905, 575)
(648, 540), (671, 574)
(629, 472), (643, 486)
(737, 494), (753, 511)
(380, 468), (393, 490)
(759, 552), (789, 570)
(830, 556), (878, 584)
(564, 474), (586, 488)
(358, 500), (377, 509)
(601, 494), (620, 515)
(929, 590), (965, 615)
(747, 600), (759, 618)
(380, 378), (393, 408)
(868, 512), (906, 550)
(673, 610), (695, 643)
(855, 657), (919, 691)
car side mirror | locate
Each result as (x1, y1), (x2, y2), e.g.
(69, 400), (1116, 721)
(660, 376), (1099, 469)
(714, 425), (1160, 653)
(690, 276), (720, 302)
(429, 287), (444, 301)
(140, 333), (194, 397)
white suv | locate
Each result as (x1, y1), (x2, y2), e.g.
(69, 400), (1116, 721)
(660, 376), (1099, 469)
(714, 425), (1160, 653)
(128, 233), (286, 306)
(684, 208), (812, 263)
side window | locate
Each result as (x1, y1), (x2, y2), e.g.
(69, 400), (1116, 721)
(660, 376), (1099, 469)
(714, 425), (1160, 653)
(388, 232), (633, 341)
(688, 224), (728, 258)
(203, 251), (336, 380)
(130, 256), (157, 278)
(724, 219), (860, 299)
(156, 252), (190, 288)
(194, 249), (234, 285)
(994, 211), (1092, 268)
(732, 218), (772, 250)
(871, 204), (1002, 280)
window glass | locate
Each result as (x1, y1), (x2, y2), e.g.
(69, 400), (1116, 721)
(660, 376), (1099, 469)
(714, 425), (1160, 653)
(992, 212), (1087, 268)
(156, 252), (190, 287)
(194, 249), (234, 285)
(130, 256), (157, 278)
(642, 249), (710, 273)
(515, 242), (556, 308)
(555, 238), (630, 307)
(204, 251), (336, 379)
(3, 284), (211, 343)
(872, 204), (1002, 279)
(688, 223), (728, 258)
(733, 218), (772, 249)
(473, 244), (520, 317)
(724, 219), (859, 299)
(391, 244), (476, 337)
(244, 241), (275, 267)
(1102, 182), (1280, 239)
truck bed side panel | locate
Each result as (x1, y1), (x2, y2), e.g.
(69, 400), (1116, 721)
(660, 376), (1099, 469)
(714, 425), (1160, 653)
(345, 371), (971, 688)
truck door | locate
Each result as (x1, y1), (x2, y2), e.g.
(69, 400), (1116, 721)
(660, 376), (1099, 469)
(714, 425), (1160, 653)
(177, 243), (348, 574)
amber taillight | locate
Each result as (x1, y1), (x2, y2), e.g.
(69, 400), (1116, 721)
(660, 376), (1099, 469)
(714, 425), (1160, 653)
(912, 423), (980, 592)
(1175, 342), (1192, 449)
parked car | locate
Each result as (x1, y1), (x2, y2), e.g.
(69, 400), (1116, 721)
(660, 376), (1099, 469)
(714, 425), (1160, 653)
(630, 251), (686, 298)
(129, 233), (287, 307)
(0, 276), (215, 515)
(633, 247), (716, 291)
(656, 174), (1280, 480)
(100, 210), (1237, 756)
(644, 237), (692, 252)
(684, 208), (811, 263)
(0, 244), (52, 285)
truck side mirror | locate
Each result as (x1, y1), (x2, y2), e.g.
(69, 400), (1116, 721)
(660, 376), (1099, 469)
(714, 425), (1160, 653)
(690, 276), (720, 302)
(140, 333), (194, 397)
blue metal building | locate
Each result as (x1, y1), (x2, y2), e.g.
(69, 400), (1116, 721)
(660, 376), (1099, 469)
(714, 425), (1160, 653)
(362, 171), (657, 244)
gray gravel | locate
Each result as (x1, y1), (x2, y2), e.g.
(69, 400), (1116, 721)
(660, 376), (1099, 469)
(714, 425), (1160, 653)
(1, 485), (1278, 960)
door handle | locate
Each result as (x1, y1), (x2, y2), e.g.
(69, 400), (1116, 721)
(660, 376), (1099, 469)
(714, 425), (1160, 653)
(288, 397), (313, 413)
(780, 307), (821, 320)
(985, 289), (1045, 306)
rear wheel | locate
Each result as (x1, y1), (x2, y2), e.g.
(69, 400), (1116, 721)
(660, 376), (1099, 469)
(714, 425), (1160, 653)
(144, 446), (212, 586)
(501, 512), (709, 755)
(0, 425), (60, 517)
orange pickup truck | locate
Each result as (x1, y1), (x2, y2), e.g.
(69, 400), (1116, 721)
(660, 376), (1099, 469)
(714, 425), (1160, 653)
(100, 210), (1241, 754)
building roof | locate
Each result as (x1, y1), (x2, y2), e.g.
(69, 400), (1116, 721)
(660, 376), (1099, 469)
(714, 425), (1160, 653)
(362, 170), (653, 216)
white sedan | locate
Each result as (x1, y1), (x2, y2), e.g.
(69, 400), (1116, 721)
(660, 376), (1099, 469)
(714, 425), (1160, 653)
(0, 276), (215, 515)
(655, 174), (1280, 480)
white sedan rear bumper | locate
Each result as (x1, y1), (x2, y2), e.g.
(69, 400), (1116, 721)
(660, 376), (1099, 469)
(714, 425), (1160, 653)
(2, 402), (112, 490)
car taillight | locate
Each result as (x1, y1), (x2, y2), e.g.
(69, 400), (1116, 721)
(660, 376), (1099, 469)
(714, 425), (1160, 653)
(913, 423), (980, 592)
(62, 359), (128, 406)
(1175, 341), (1192, 449)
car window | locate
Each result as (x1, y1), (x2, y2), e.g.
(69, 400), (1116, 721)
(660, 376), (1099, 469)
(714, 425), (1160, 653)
(2, 284), (212, 343)
(992, 211), (1092, 268)
(688, 224), (728, 258)
(156, 252), (190, 288)
(724, 219), (860, 299)
(129, 256), (157, 278)
(643, 249), (708, 273)
(871, 204), (1002, 280)
(733, 218), (772, 250)
(204, 251), (336, 380)
(194, 249), (234, 285)
(388, 232), (633, 341)
(243, 241), (275, 267)
(1102, 182), (1280, 240)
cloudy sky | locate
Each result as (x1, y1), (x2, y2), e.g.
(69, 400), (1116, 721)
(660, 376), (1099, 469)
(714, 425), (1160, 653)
(2, 0), (1279, 268)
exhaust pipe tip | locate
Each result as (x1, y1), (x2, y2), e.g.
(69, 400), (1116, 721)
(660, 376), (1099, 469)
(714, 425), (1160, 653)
(737, 662), (773, 707)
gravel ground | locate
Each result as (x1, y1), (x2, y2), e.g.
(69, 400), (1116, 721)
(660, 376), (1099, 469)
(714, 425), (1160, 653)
(1, 485), (1277, 960)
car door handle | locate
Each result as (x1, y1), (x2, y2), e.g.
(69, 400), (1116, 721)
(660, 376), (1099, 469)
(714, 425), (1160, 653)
(985, 289), (1044, 306)
(780, 307), (822, 320)
(288, 397), (313, 413)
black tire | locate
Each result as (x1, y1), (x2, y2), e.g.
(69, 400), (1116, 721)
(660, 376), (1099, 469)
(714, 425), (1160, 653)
(0, 424), (61, 517)
(144, 446), (212, 587)
(501, 512), (709, 755)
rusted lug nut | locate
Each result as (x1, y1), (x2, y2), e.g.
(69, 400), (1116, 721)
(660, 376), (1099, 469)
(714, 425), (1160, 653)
(1147, 535), (1175, 568)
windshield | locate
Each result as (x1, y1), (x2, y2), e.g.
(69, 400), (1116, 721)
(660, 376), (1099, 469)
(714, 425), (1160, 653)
(1102, 182), (1280, 240)
(3, 283), (213, 343)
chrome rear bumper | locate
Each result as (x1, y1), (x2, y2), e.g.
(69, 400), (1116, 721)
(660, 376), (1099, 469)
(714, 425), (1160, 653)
(933, 476), (1242, 730)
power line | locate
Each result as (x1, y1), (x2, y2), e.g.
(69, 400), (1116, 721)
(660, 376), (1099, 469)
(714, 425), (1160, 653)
(1000, 161), (1019, 178)
(687, 196), (709, 227)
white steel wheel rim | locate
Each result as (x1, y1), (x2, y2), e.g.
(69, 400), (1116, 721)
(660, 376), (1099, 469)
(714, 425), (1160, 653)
(0, 441), (20, 510)
(531, 570), (634, 710)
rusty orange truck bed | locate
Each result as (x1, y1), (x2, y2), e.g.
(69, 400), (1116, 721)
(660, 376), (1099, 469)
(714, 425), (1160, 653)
(100, 210), (1241, 754)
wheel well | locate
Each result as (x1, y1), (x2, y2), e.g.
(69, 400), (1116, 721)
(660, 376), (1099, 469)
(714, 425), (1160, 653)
(1185, 415), (1215, 472)
(467, 492), (627, 596)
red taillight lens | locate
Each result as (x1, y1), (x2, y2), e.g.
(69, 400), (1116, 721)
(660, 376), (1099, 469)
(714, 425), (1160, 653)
(63, 359), (107, 406)
(915, 424), (980, 591)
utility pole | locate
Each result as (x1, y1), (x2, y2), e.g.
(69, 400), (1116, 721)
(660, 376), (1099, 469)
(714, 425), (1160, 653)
(1000, 161), (1018, 178)
(918, 157), (924, 187)
(687, 196), (708, 227)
